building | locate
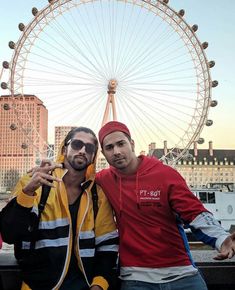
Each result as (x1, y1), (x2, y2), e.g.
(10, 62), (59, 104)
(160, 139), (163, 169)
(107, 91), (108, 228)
(54, 126), (75, 157)
(151, 141), (235, 188)
(96, 156), (109, 172)
(0, 95), (48, 192)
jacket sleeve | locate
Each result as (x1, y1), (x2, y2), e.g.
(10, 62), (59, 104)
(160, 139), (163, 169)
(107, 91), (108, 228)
(0, 175), (39, 244)
(92, 185), (119, 289)
(189, 212), (229, 250)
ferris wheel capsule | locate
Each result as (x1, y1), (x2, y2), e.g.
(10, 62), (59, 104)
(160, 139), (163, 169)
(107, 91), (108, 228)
(206, 120), (213, 126)
(8, 41), (15, 49)
(178, 9), (185, 17)
(2, 61), (9, 69)
(208, 61), (215, 68)
(191, 24), (198, 32)
(18, 23), (25, 31)
(10, 124), (17, 130)
(201, 42), (208, 49)
(3, 103), (10, 110)
(32, 7), (38, 16)
(210, 100), (218, 107)
(21, 143), (28, 149)
(1, 82), (8, 89)
(162, 0), (169, 4)
(197, 138), (205, 144)
(211, 80), (218, 87)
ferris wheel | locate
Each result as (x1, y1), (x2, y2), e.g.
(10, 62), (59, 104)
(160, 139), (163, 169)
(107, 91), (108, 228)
(0, 0), (218, 164)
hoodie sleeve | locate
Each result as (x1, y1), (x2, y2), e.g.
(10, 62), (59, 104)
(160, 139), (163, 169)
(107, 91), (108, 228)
(167, 168), (208, 221)
(91, 185), (119, 290)
(167, 168), (229, 248)
(0, 175), (39, 244)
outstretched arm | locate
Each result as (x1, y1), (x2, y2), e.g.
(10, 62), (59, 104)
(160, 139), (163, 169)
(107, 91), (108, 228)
(214, 232), (235, 260)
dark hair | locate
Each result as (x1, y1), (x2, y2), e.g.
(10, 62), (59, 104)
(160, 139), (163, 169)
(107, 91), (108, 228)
(64, 127), (98, 153)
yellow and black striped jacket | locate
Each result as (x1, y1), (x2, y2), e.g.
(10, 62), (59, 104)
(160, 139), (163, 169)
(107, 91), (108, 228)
(0, 167), (118, 290)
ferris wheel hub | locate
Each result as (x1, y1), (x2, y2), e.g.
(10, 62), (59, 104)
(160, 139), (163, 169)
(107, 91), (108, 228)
(107, 79), (118, 94)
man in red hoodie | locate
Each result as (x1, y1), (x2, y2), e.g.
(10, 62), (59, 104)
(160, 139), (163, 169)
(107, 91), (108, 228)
(96, 120), (235, 290)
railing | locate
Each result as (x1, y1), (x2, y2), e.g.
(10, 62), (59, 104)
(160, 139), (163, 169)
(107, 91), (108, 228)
(0, 251), (235, 290)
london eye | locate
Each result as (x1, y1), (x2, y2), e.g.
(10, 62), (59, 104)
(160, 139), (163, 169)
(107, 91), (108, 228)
(0, 0), (218, 164)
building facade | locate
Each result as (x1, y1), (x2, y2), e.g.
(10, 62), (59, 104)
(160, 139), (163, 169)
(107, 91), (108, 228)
(151, 141), (235, 188)
(54, 126), (75, 157)
(0, 95), (48, 192)
(96, 156), (109, 172)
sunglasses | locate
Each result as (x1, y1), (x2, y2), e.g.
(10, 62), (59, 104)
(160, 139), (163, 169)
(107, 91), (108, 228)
(67, 139), (96, 154)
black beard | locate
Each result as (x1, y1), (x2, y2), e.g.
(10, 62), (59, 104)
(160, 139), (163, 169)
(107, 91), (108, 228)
(68, 156), (90, 171)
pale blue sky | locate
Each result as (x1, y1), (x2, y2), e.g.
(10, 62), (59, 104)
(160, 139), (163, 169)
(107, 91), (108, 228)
(0, 0), (234, 150)
(171, 0), (235, 149)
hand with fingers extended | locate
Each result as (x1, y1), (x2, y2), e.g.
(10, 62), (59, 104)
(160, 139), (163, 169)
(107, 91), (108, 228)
(23, 160), (63, 196)
(27, 159), (61, 176)
(214, 232), (235, 260)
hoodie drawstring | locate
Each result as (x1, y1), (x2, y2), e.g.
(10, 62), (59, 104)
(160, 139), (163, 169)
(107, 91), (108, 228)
(136, 171), (140, 209)
(119, 177), (123, 217)
(118, 171), (140, 217)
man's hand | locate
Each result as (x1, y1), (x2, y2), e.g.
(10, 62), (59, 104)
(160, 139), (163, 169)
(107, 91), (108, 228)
(214, 232), (235, 260)
(27, 159), (60, 176)
(90, 286), (103, 290)
(23, 159), (63, 196)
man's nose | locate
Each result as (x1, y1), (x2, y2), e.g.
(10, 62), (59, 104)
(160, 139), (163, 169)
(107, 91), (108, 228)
(113, 146), (121, 155)
(78, 145), (86, 153)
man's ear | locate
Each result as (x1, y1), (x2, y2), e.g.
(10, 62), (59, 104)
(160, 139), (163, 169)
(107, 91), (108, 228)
(131, 139), (135, 152)
(91, 152), (96, 163)
(62, 145), (66, 156)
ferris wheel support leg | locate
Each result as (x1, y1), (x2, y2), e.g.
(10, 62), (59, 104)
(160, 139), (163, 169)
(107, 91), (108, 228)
(111, 94), (117, 121)
(102, 95), (112, 126)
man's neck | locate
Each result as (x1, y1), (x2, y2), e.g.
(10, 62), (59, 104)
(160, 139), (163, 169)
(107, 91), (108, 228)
(64, 171), (85, 186)
(118, 156), (141, 175)
(63, 168), (86, 204)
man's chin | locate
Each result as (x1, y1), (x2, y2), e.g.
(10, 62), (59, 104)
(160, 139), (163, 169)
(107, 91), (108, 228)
(113, 160), (126, 168)
(72, 161), (88, 171)
(74, 165), (87, 171)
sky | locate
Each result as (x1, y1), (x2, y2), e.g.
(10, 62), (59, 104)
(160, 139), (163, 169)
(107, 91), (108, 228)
(0, 0), (235, 151)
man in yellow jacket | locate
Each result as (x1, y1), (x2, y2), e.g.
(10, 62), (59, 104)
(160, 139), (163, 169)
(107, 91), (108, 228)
(0, 127), (118, 290)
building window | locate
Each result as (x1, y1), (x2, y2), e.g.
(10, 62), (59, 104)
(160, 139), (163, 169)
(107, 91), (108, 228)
(199, 191), (216, 204)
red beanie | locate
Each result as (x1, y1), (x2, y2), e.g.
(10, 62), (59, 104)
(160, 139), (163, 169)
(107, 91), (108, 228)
(98, 121), (131, 145)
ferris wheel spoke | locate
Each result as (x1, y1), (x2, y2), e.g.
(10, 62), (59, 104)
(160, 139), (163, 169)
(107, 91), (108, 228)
(73, 4), (113, 77)
(118, 88), (180, 146)
(122, 87), (195, 116)
(117, 19), (180, 78)
(112, 3), (140, 76)
(120, 45), (192, 84)
(44, 15), (108, 78)
(25, 45), (104, 83)
(116, 91), (157, 145)
(119, 86), (194, 132)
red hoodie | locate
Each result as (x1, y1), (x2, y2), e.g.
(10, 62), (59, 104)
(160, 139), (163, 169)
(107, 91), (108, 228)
(96, 155), (207, 268)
